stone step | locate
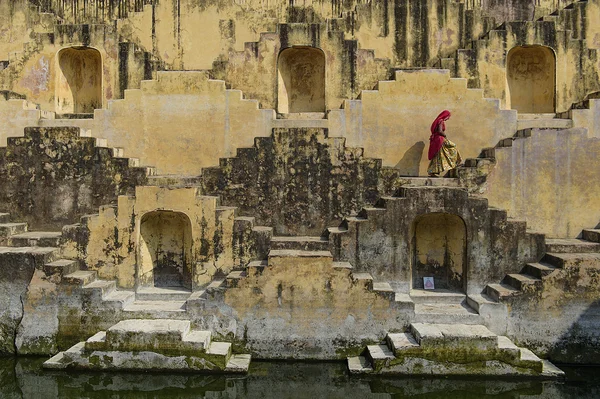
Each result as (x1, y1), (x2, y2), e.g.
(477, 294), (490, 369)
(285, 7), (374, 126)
(82, 279), (116, 299)
(8, 231), (62, 247)
(103, 290), (136, 308)
(545, 238), (600, 253)
(543, 252), (600, 269)
(582, 229), (600, 243)
(397, 177), (460, 187)
(0, 213), (10, 223)
(206, 341), (233, 367)
(63, 270), (97, 286)
(523, 262), (558, 278)
(352, 272), (374, 290)
(517, 113), (558, 120)
(0, 223), (28, 237)
(226, 270), (247, 287)
(270, 236), (329, 251)
(146, 175), (203, 188)
(372, 282), (395, 301)
(503, 273), (542, 290)
(516, 118), (572, 130)
(105, 319), (191, 351)
(0, 246), (59, 266)
(366, 344), (395, 369)
(182, 330), (212, 351)
(485, 283), (520, 302)
(386, 333), (419, 354)
(135, 286), (192, 301)
(271, 119), (328, 128)
(123, 300), (186, 313)
(347, 356), (374, 374)
(44, 259), (79, 276)
(413, 302), (483, 325)
(410, 323), (497, 350)
(268, 249), (333, 258)
(225, 354), (252, 373)
(409, 289), (466, 304)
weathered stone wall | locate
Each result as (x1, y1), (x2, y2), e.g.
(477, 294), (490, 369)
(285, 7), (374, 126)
(482, 127), (600, 238)
(328, 187), (544, 294)
(454, 19), (600, 113)
(0, 126), (149, 230)
(62, 186), (237, 288)
(202, 127), (381, 236)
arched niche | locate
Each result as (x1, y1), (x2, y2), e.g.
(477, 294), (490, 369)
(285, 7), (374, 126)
(55, 47), (102, 114)
(139, 210), (193, 289)
(412, 213), (466, 292)
(277, 46), (326, 113)
(507, 45), (555, 113)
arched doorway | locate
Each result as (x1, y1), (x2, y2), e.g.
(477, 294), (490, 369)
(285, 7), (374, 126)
(139, 211), (193, 289)
(55, 47), (102, 114)
(277, 46), (326, 113)
(412, 213), (466, 292)
(507, 45), (555, 113)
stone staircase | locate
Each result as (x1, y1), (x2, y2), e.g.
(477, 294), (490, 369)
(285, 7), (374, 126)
(348, 323), (563, 378)
(44, 319), (251, 373)
(485, 231), (600, 301)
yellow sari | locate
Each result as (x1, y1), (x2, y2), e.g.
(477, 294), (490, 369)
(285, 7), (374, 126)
(427, 139), (462, 176)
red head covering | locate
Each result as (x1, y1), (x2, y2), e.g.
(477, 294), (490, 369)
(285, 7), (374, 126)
(428, 110), (451, 160)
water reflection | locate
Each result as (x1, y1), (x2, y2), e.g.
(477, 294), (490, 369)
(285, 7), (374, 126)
(1, 357), (599, 398)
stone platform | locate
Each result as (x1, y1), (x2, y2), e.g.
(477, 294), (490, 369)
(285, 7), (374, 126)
(348, 323), (564, 379)
(43, 319), (251, 373)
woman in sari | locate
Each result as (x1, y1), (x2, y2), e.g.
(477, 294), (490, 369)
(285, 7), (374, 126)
(427, 110), (462, 176)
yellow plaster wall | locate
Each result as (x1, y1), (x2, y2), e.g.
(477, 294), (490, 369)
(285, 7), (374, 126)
(329, 69), (517, 175)
(483, 128), (600, 238)
(0, 98), (41, 146)
(93, 71), (273, 175)
(225, 253), (392, 328)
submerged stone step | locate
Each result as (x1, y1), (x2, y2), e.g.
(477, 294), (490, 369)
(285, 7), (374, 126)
(0, 213), (10, 223)
(347, 356), (374, 374)
(545, 238), (600, 253)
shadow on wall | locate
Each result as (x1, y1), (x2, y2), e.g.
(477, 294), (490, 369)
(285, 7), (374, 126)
(394, 141), (425, 176)
(550, 299), (600, 363)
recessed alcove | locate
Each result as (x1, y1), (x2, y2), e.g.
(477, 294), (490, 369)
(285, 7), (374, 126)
(55, 46), (102, 114)
(412, 213), (466, 291)
(277, 46), (326, 113)
(138, 210), (193, 289)
(507, 45), (555, 113)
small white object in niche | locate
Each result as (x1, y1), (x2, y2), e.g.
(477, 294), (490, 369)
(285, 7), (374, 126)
(423, 277), (435, 290)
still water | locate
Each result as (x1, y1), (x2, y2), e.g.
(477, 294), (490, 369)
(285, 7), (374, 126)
(1, 357), (599, 398)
